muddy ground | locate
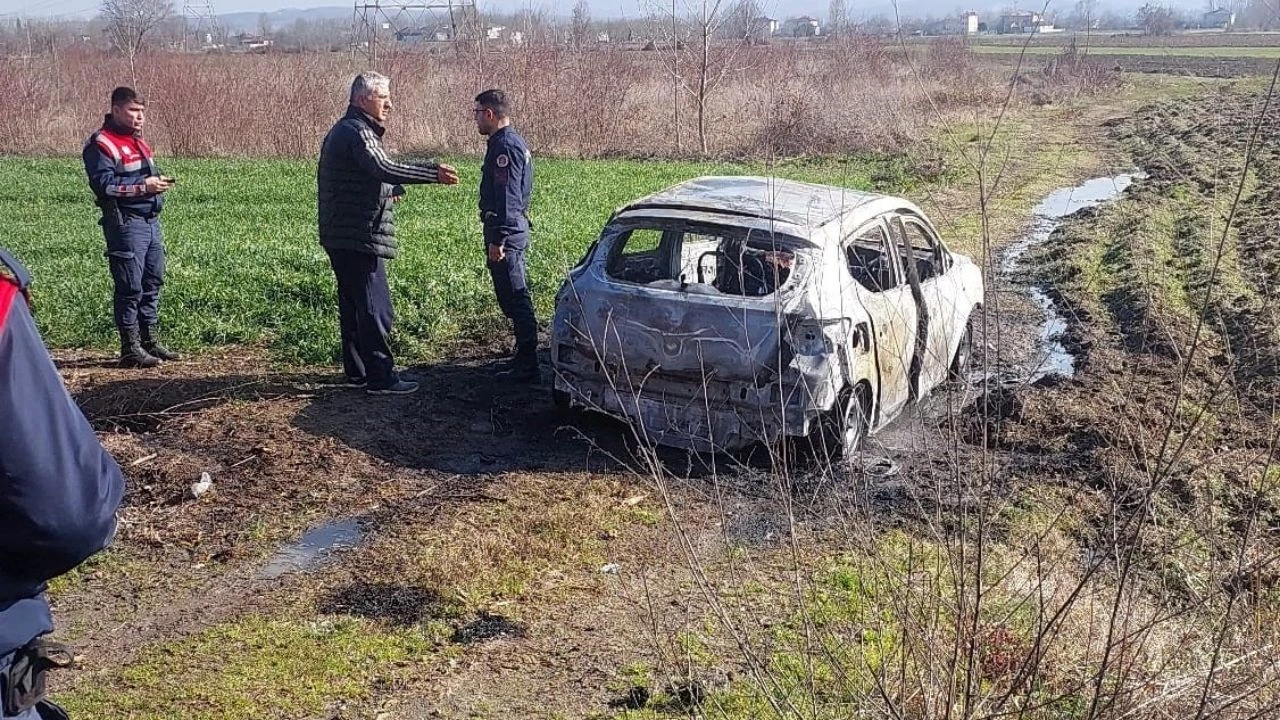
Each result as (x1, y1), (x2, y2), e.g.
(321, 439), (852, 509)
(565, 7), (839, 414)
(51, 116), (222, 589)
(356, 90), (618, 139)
(40, 77), (1280, 719)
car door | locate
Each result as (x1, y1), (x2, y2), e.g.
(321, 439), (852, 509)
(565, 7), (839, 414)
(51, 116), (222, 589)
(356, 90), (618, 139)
(892, 215), (961, 394)
(838, 218), (918, 423)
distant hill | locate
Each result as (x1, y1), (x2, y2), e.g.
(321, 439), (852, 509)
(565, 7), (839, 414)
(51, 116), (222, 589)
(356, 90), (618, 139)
(218, 6), (350, 33)
(211, 0), (1212, 35)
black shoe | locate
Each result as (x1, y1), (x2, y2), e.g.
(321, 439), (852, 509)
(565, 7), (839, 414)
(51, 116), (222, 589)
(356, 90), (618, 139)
(119, 327), (160, 368)
(366, 379), (419, 395)
(497, 365), (541, 384)
(342, 376), (367, 388)
(141, 325), (179, 361)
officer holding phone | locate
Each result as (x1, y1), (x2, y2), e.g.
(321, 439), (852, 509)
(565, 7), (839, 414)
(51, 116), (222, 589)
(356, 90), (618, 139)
(82, 86), (180, 369)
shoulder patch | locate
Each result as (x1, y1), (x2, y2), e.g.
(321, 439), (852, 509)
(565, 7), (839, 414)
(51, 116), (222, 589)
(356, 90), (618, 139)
(496, 153), (510, 169)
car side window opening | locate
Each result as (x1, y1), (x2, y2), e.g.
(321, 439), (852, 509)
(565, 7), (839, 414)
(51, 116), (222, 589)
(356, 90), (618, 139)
(845, 223), (900, 293)
(607, 228), (668, 284)
(898, 218), (946, 282)
(606, 224), (796, 298)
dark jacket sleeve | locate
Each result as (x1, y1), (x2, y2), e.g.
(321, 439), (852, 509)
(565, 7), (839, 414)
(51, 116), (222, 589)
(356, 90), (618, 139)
(81, 137), (147, 201)
(348, 123), (441, 185)
(0, 284), (124, 602)
(481, 137), (530, 245)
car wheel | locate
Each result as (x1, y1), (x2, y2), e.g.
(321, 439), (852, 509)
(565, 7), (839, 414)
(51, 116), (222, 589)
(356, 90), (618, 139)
(807, 385), (870, 470)
(949, 315), (975, 384)
(837, 385), (870, 461)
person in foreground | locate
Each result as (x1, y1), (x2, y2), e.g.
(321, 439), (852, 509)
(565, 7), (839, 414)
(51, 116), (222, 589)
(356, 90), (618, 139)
(0, 248), (125, 719)
(317, 71), (459, 395)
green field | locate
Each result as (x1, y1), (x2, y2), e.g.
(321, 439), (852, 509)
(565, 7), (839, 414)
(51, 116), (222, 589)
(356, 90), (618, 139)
(969, 43), (1280, 58)
(1, 156), (906, 364)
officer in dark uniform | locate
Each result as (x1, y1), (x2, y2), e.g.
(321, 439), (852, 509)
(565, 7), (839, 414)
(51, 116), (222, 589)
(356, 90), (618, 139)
(0, 248), (126, 720)
(475, 89), (538, 382)
(82, 86), (178, 369)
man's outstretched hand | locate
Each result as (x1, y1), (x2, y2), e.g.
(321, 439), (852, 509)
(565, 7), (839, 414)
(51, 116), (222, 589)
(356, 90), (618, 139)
(437, 164), (459, 185)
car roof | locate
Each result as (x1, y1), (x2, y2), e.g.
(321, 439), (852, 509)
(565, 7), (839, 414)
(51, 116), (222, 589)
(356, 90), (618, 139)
(618, 175), (908, 232)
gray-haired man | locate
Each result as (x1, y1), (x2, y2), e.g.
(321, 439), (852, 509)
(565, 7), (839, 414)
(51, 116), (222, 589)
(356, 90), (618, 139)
(318, 71), (458, 395)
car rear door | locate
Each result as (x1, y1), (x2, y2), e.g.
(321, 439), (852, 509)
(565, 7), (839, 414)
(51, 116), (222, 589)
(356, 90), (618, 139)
(838, 218), (918, 423)
(892, 214), (963, 394)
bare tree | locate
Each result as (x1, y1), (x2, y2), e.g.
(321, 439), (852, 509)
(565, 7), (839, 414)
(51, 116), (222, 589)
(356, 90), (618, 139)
(725, 0), (761, 39)
(101, 0), (171, 81)
(829, 0), (848, 37)
(648, 0), (751, 155)
(1137, 2), (1177, 34)
(1243, 0), (1279, 27)
(571, 0), (592, 49)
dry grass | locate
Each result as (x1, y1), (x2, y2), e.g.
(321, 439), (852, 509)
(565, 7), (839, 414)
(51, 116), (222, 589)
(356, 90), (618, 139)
(2, 42), (1117, 159)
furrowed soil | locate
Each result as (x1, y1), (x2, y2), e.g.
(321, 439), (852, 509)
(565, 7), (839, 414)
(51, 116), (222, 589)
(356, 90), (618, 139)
(36, 75), (1280, 719)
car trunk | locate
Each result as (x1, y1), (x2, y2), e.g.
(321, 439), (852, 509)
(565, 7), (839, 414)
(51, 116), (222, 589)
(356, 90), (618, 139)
(576, 288), (795, 389)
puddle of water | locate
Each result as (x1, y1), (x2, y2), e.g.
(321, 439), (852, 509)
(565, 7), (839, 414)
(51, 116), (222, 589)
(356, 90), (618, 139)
(1001, 173), (1144, 381)
(259, 518), (365, 580)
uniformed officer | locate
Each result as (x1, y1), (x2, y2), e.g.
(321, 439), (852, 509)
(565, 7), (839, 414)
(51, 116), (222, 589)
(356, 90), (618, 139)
(82, 86), (178, 369)
(0, 248), (126, 719)
(475, 89), (538, 382)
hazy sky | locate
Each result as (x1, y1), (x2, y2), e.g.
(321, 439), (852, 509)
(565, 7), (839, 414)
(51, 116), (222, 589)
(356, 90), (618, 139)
(2, 0), (1200, 22)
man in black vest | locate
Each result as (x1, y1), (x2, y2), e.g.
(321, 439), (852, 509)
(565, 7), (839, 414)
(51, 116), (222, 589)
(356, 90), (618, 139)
(317, 71), (458, 395)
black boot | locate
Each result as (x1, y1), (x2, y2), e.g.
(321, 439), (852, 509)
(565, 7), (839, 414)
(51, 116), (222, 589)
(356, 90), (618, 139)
(141, 325), (180, 361)
(119, 327), (160, 368)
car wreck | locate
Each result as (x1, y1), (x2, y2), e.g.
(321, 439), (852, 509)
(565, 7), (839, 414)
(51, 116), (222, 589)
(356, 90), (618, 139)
(550, 176), (984, 460)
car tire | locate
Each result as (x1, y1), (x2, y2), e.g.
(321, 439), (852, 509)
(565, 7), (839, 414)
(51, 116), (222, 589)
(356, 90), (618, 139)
(836, 385), (870, 462)
(949, 315), (975, 385)
(805, 384), (870, 471)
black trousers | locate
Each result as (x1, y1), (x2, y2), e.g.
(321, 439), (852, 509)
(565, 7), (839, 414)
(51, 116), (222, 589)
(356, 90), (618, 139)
(326, 248), (396, 387)
(486, 245), (538, 367)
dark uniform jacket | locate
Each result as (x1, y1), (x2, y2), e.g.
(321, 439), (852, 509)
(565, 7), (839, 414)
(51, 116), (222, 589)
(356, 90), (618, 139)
(480, 126), (533, 249)
(82, 117), (164, 219)
(317, 107), (443, 259)
(0, 249), (125, 662)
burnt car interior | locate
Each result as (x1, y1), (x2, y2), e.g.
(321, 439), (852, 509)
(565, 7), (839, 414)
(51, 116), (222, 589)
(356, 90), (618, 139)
(898, 218), (948, 282)
(606, 224), (796, 298)
(846, 224), (899, 292)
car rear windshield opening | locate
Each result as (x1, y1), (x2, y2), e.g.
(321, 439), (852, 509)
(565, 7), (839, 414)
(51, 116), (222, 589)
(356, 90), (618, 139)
(606, 224), (799, 298)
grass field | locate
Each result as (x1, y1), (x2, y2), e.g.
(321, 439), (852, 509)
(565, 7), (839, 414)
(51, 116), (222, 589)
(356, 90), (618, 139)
(968, 44), (1280, 58)
(1, 155), (909, 365)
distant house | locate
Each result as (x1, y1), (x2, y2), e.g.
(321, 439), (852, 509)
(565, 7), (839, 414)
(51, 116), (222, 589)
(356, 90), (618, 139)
(484, 25), (505, 41)
(397, 25), (452, 44)
(783, 15), (821, 37)
(1202, 8), (1235, 28)
(925, 12), (980, 35)
(235, 33), (272, 50)
(749, 16), (778, 41)
(998, 10), (1056, 33)
(596, 31), (610, 43)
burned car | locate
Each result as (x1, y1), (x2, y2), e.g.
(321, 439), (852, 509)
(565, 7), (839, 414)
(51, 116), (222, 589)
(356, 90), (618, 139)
(550, 176), (983, 460)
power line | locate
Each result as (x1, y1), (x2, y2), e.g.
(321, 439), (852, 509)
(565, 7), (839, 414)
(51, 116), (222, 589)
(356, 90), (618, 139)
(351, 0), (477, 64)
(182, 0), (221, 50)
